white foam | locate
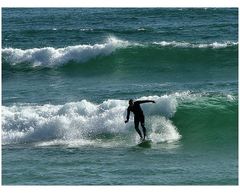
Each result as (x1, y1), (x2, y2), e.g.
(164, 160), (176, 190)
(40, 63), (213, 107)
(2, 36), (129, 67)
(153, 41), (191, 48)
(149, 116), (181, 143)
(79, 28), (93, 31)
(152, 41), (238, 48)
(137, 28), (147, 31)
(226, 94), (235, 101)
(3, 39), (237, 68)
(2, 92), (196, 146)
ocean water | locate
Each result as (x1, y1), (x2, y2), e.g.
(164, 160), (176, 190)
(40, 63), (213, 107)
(1, 8), (238, 185)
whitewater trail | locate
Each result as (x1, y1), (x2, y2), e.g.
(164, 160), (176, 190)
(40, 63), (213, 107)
(1, 92), (197, 147)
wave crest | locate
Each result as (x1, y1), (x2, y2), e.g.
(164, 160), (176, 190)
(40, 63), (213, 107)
(152, 41), (238, 48)
(2, 38), (237, 68)
(2, 37), (129, 67)
(2, 93), (187, 146)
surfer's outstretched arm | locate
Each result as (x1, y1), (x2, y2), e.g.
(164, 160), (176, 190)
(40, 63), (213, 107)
(135, 100), (155, 104)
(125, 107), (130, 123)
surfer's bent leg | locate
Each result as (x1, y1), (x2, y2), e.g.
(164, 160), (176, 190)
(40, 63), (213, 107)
(134, 117), (143, 139)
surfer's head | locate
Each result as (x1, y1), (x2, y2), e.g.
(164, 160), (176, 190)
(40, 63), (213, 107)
(129, 99), (134, 106)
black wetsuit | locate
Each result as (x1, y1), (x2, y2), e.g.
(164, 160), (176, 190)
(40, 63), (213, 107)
(126, 100), (153, 139)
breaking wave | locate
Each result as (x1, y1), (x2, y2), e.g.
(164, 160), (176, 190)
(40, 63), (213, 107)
(2, 93), (189, 147)
(2, 37), (130, 67)
(2, 37), (238, 69)
(2, 91), (237, 148)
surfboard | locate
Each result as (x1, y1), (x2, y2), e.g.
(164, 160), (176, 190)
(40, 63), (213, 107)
(137, 139), (152, 148)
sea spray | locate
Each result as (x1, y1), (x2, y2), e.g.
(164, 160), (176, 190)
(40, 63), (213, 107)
(2, 37), (130, 67)
(2, 93), (187, 146)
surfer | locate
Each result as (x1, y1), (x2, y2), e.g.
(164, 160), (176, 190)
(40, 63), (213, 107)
(125, 99), (155, 140)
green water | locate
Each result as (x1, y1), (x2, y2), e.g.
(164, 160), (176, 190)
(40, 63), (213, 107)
(2, 8), (238, 185)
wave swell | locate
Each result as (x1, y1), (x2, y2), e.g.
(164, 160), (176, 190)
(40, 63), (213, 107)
(2, 37), (130, 67)
(2, 91), (237, 148)
(2, 93), (187, 147)
(2, 37), (238, 69)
